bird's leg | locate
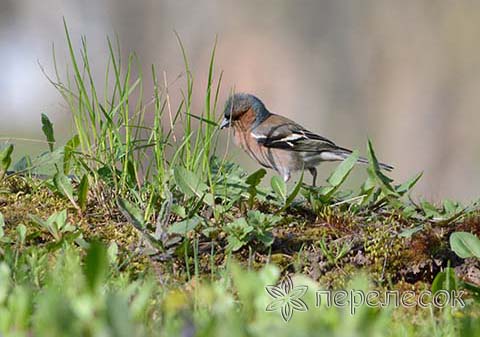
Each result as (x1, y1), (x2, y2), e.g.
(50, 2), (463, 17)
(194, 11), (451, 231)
(308, 167), (317, 187)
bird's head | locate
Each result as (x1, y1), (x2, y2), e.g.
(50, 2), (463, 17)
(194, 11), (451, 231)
(220, 93), (269, 129)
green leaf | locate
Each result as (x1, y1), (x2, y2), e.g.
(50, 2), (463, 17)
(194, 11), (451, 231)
(398, 225), (423, 238)
(421, 201), (440, 218)
(247, 210), (280, 228)
(443, 199), (460, 215)
(174, 166), (213, 205)
(327, 150), (359, 187)
(257, 231), (274, 247)
(246, 168), (267, 187)
(13, 155), (32, 173)
(98, 166), (119, 186)
(432, 267), (457, 294)
(63, 135), (79, 174)
(107, 242), (119, 265)
(41, 113), (55, 152)
(53, 172), (77, 208)
(450, 232), (480, 259)
(171, 204), (186, 218)
(210, 155), (247, 180)
(282, 170), (304, 211)
(29, 214), (48, 228)
(126, 159), (137, 186)
(227, 235), (246, 252)
(168, 216), (202, 234)
(30, 211), (72, 241)
(395, 172), (423, 195)
(84, 241), (108, 292)
(224, 218), (253, 251)
(271, 176), (287, 202)
(77, 174), (89, 212)
(117, 198), (145, 230)
(17, 224), (27, 244)
(0, 144), (14, 181)
(322, 151), (359, 196)
(246, 168), (266, 208)
(366, 140), (396, 195)
(359, 174), (376, 206)
(401, 205), (417, 218)
(246, 210), (280, 247)
(51, 209), (68, 229)
(174, 166), (207, 197)
(29, 146), (64, 172)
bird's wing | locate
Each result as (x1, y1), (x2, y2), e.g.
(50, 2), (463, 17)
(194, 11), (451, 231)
(251, 114), (341, 152)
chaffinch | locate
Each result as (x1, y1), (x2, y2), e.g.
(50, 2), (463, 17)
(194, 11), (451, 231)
(220, 93), (393, 186)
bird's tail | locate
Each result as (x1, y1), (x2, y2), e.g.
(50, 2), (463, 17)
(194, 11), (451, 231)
(330, 148), (394, 171)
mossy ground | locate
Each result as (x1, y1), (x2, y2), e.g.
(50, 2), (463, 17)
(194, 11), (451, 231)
(3, 174), (479, 293)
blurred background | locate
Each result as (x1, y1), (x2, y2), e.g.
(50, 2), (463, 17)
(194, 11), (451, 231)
(1, 0), (479, 202)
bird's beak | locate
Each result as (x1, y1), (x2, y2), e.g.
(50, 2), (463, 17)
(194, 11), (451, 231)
(220, 117), (231, 129)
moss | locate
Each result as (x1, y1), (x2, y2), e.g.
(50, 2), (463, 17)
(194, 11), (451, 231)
(2, 175), (480, 290)
(0, 176), (148, 277)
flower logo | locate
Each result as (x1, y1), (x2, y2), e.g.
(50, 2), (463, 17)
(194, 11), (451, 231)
(265, 275), (308, 322)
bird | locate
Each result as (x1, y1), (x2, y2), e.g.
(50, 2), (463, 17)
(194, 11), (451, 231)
(220, 93), (393, 186)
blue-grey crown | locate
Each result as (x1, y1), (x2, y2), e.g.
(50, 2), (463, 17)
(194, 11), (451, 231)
(223, 93), (270, 124)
